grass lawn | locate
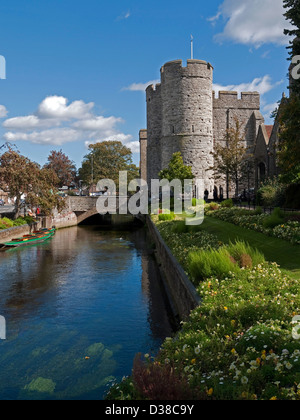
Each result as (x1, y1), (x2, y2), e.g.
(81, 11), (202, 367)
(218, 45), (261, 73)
(201, 216), (300, 279)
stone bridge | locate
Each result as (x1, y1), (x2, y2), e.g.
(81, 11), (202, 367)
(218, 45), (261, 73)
(66, 196), (132, 224)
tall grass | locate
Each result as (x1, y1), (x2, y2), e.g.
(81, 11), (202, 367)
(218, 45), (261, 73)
(188, 247), (239, 282)
(188, 241), (266, 283)
(226, 241), (265, 268)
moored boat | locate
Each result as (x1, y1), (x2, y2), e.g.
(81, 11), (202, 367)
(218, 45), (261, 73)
(0, 228), (56, 251)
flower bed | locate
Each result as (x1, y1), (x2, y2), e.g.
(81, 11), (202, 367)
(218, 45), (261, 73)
(107, 216), (300, 401)
(152, 215), (221, 279)
(108, 263), (300, 400)
(206, 207), (300, 245)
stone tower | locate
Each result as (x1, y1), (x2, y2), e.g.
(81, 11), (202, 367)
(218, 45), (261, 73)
(146, 59), (214, 191)
(140, 58), (264, 198)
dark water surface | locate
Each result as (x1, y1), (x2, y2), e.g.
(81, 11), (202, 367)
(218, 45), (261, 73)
(0, 226), (174, 400)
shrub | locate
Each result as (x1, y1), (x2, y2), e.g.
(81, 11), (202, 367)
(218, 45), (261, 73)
(192, 198), (205, 207)
(206, 202), (220, 211)
(220, 199), (234, 208)
(0, 217), (14, 229)
(263, 207), (284, 229)
(172, 221), (189, 234)
(13, 217), (27, 226)
(188, 247), (239, 283)
(132, 354), (199, 400)
(257, 179), (286, 208)
(158, 212), (175, 221)
(226, 241), (265, 268)
(254, 206), (263, 215)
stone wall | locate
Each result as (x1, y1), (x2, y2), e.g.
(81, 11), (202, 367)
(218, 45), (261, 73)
(146, 216), (200, 320)
(139, 129), (148, 182)
(0, 222), (41, 243)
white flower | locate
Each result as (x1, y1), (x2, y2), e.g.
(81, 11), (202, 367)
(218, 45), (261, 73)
(195, 346), (201, 355)
(241, 377), (249, 385)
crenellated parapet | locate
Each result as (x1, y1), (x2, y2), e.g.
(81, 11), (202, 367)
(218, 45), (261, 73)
(213, 91), (260, 110)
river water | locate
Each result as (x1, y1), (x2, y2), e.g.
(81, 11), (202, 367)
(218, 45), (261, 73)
(0, 226), (174, 400)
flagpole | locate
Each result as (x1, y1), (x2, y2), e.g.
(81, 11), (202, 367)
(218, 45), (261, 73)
(191, 35), (194, 60)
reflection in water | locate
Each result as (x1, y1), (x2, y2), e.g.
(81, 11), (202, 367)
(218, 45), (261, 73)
(0, 226), (174, 400)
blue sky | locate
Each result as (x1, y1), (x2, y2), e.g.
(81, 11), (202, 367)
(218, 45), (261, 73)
(0, 0), (294, 169)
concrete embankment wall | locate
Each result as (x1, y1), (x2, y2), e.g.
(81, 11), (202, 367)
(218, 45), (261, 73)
(146, 216), (201, 320)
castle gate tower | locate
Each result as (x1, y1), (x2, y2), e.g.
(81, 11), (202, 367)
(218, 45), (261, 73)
(146, 59), (214, 191)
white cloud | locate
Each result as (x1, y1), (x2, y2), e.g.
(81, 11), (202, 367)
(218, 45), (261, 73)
(210, 0), (295, 47)
(73, 116), (123, 131)
(116, 11), (131, 21)
(122, 80), (160, 92)
(38, 96), (94, 120)
(2, 95), (136, 151)
(3, 115), (61, 130)
(213, 75), (283, 97)
(0, 105), (8, 118)
(262, 102), (279, 121)
(4, 128), (82, 146)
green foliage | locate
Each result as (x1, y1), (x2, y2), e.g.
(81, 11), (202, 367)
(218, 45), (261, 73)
(284, 183), (300, 209)
(171, 220), (189, 234)
(257, 179), (286, 208)
(158, 152), (194, 185)
(158, 212), (175, 221)
(113, 262), (300, 400)
(220, 199), (234, 208)
(210, 118), (250, 198)
(192, 198), (205, 207)
(0, 217), (14, 229)
(79, 141), (139, 189)
(0, 216), (37, 230)
(153, 216), (221, 277)
(188, 247), (240, 283)
(226, 241), (265, 268)
(0, 148), (62, 218)
(263, 208), (285, 229)
(206, 202), (220, 211)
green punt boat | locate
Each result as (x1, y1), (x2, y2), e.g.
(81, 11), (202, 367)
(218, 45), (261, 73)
(0, 228), (56, 251)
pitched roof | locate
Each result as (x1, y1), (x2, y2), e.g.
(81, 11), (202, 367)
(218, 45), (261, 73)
(265, 125), (273, 139)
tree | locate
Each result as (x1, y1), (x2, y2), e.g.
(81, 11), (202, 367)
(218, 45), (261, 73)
(0, 149), (64, 218)
(158, 152), (194, 186)
(210, 119), (249, 199)
(284, 0), (300, 94)
(277, 95), (300, 183)
(44, 150), (76, 188)
(276, 1), (300, 183)
(78, 141), (139, 189)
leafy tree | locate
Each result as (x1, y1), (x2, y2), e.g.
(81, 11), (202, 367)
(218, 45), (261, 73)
(0, 148), (64, 218)
(277, 94), (300, 183)
(44, 149), (77, 188)
(276, 1), (300, 183)
(284, 0), (300, 60)
(210, 119), (249, 199)
(79, 141), (139, 189)
(158, 152), (194, 185)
